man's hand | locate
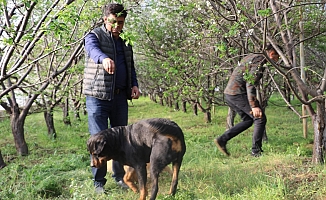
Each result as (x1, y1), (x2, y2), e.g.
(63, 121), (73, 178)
(131, 86), (140, 99)
(103, 58), (115, 74)
(251, 107), (262, 118)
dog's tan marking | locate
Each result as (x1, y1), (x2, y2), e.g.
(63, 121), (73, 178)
(123, 166), (139, 193)
(166, 135), (182, 152)
(91, 155), (108, 168)
(169, 162), (180, 195)
(139, 186), (148, 200)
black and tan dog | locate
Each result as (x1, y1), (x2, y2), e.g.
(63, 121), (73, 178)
(87, 118), (186, 200)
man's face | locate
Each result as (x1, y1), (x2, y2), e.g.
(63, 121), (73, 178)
(268, 50), (280, 62)
(104, 14), (125, 38)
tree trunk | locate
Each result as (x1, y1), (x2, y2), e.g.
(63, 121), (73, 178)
(192, 103), (198, 116)
(174, 101), (179, 111)
(262, 106), (268, 142)
(152, 94), (157, 103)
(0, 150), (6, 169)
(74, 111), (80, 120)
(63, 98), (71, 126)
(281, 80), (292, 104)
(204, 111), (211, 123)
(11, 104), (28, 156)
(149, 92), (157, 103)
(44, 109), (57, 139)
(182, 101), (187, 113)
(159, 97), (164, 106)
(226, 107), (236, 130)
(168, 97), (173, 108)
(72, 99), (81, 121)
(165, 97), (170, 107)
(312, 101), (325, 164)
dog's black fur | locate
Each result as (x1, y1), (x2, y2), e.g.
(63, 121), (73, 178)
(87, 118), (186, 200)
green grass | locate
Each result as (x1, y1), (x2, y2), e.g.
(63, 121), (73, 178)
(0, 96), (325, 200)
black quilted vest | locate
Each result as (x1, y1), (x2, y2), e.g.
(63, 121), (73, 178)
(83, 25), (133, 100)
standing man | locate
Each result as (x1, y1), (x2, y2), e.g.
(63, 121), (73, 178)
(215, 44), (280, 157)
(83, 3), (140, 193)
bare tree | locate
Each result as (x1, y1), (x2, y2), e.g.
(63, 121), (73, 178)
(131, 0), (326, 162)
(266, 1), (326, 163)
(208, 0), (326, 163)
(0, 0), (86, 155)
(0, 150), (6, 169)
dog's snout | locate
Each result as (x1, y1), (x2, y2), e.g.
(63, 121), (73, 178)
(90, 155), (104, 168)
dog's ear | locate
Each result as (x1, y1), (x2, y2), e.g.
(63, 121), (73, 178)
(94, 139), (106, 155)
(87, 136), (106, 154)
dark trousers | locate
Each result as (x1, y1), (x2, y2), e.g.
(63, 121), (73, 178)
(220, 94), (267, 151)
(86, 93), (128, 186)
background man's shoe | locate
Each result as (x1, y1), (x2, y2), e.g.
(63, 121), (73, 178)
(251, 150), (262, 157)
(116, 180), (129, 189)
(94, 182), (105, 194)
(95, 186), (105, 194)
(214, 137), (230, 156)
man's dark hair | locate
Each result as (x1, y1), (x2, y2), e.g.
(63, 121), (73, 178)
(266, 43), (283, 52)
(103, 3), (127, 18)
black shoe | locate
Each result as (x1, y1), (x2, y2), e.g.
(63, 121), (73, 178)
(94, 182), (105, 194)
(251, 150), (262, 157)
(214, 137), (230, 156)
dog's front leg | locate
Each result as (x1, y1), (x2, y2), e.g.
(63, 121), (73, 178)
(135, 165), (148, 200)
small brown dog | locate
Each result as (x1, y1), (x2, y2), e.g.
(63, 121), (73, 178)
(87, 118), (186, 200)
